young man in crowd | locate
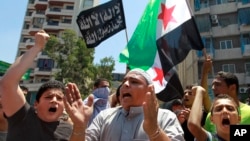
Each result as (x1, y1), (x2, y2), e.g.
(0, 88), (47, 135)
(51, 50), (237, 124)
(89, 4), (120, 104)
(203, 71), (250, 132)
(188, 86), (240, 141)
(83, 78), (111, 126)
(0, 30), (74, 140)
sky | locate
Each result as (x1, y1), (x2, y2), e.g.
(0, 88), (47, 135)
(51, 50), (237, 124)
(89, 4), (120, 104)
(0, 0), (149, 73)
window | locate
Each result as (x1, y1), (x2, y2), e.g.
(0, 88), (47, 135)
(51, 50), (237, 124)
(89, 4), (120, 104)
(222, 64), (235, 73)
(37, 59), (54, 71)
(245, 63), (250, 76)
(22, 37), (30, 42)
(24, 23), (30, 29)
(84, 0), (93, 8)
(66, 5), (74, 10)
(33, 18), (44, 28)
(20, 51), (26, 56)
(220, 40), (232, 49)
(242, 34), (250, 45)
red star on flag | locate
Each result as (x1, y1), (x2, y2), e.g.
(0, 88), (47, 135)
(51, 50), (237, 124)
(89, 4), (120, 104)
(153, 67), (164, 86)
(158, 3), (177, 30)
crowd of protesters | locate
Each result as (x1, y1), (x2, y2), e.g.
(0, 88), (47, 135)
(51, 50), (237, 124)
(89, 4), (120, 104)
(1, 30), (250, 141)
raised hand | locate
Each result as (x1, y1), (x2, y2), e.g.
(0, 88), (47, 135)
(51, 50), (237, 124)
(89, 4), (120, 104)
(64, 83), (94, 128)
(142, 84), (159, 137)
(34, 30), (50, 49)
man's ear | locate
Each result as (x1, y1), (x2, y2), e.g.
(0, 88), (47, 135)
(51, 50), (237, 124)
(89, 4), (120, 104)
(229, 84), (236, 92)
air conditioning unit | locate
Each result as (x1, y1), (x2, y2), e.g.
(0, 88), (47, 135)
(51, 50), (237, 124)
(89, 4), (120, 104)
(210, 15), (218, 24)
(240, 87), (248, 93)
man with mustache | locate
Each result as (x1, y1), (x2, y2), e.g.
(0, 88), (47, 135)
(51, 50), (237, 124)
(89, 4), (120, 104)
(64, 68), (185, 141)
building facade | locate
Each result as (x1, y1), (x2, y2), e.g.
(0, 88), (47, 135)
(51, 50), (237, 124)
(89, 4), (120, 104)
(14, 0), (250, 103)
(16, 0), (99, 104)
(193, 0), (250, 101)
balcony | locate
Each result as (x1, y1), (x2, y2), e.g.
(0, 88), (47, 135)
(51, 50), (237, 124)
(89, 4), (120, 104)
(18, 42), (26, 49)
(214, 47), (242, 60)
(31, 11), (45, 19)
(34, 0), (48, 10)
(22, 29), (29, 35)
(48, 0), (74, 5)
(195, 6), (210, 15)
(33, 67), (52, 76)
(28, 3), (35, 9)
(237, 2), (250, 9)
(211, 24), (239, 37)
(25, 39), (35, 49)
(28, 25), (41, 36)
(43, 21), (71, 30)
(242, 44), (250, 57)
(210, 2), (237, 15)
(25, 15), (32, 22)
(45, 8), (74, 17)
(239, 24), (250, 33)
(246, 72), (250, 84)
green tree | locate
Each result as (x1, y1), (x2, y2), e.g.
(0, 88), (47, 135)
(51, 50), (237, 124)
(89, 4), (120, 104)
(45, 29), (95, 96)
(94, 56), (115, 81)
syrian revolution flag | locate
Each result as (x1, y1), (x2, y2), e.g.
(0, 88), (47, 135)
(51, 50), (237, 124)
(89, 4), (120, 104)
(119, 0), (204, 102)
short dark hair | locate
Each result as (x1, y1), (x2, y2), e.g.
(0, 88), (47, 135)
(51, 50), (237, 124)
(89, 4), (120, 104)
(216, 71), (239, 94)
(94, 78), (109, 88)
(210, 94), (239, 115)
(172, 99), (183, 107)
(36, 80), (65, 102)
(185, 84), (194, 90)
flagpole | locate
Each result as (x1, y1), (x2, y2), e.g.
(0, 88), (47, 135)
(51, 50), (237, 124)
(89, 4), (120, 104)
(125, 28), (129, 43)
(124, 28), (130, 73)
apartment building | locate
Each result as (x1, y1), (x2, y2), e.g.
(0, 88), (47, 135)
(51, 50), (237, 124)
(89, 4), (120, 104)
(193, 0), (250, 100)
(14, 0), (250, 103)
(17, 0), (99, 104)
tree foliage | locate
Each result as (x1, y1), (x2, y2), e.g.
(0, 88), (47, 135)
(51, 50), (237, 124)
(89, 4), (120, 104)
(45, 29), (95, 95)
(94, 56), (115, 81)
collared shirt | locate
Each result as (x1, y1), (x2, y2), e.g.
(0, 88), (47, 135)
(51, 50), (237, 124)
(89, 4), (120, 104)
(86, 106), (185, 141)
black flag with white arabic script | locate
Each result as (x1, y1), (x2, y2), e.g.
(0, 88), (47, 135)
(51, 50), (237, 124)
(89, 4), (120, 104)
(76, 0), (126, 48)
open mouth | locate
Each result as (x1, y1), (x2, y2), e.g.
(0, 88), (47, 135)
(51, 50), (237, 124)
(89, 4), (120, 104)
(122, 93), (131, 98)
(222, 118), (230, 126)
(49, 107), (57, 112)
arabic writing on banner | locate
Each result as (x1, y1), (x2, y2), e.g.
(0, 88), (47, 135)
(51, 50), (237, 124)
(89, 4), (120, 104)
(77, 0), (126, 48)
